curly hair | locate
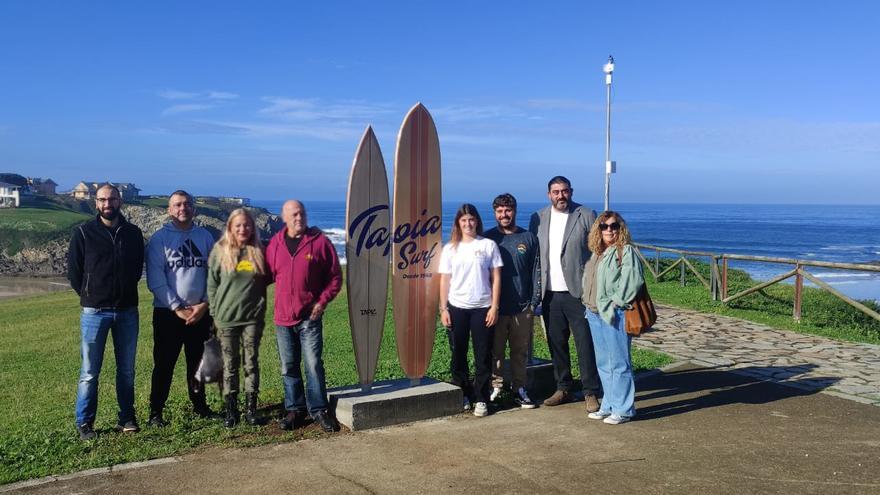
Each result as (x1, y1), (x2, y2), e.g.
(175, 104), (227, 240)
(588, 210), (633, 256)
(210, 208), (265, 273)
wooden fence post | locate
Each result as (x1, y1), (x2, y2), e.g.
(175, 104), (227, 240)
(710, 256), (717, 301)
(793, 264), (803, 322)
(655, 251), (660, 275)
(721, 257), (728, 300)
(680, 257), (686, 287)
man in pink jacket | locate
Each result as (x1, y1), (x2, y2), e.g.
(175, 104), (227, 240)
(266, 200), (342, 432)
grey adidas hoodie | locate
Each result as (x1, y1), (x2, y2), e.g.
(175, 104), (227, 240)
(146, 222), (215, 310)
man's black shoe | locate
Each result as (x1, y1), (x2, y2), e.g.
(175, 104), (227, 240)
(279, 410), (308, 431)
(77, 422), (97, 441)
(147, 413), (167, 428)
(314, 410), (340, 433)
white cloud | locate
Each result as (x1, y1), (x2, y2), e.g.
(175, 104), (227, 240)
(432, 104), (528, 122)
(161, 104), (215, 116)
(207, 91), (239, 100)
(158, 90), (200, 100)
(259, 97), (395, 122)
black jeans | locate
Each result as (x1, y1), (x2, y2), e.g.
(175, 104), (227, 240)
(542, 291), (600, 395)
(447, 305), (495, 403)
(150, 307), (212, 414)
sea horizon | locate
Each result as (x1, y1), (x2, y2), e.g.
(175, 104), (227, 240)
(251, 199), (880, 303)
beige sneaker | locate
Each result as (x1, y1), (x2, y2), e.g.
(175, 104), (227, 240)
(584, 394), (600, 413)
(543, 390), (571, 407)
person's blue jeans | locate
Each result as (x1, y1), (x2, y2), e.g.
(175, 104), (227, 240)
(275, 319), (328, 416)
(586, 308), (636, 418)
(75, 307), (139, 426)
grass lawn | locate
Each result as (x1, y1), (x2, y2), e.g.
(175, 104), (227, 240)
(0, 199), (90, 254)
(0, 283), (671, 484)
(646, 258), (880, 344)
(0, 196), (91, 255)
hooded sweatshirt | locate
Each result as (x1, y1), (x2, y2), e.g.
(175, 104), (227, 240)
(146, 222), (215, 310)
(266, 226), (342, 326)
(207, 247), (268, 328)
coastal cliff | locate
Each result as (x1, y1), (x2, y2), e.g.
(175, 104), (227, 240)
(0, 198), (283, 276)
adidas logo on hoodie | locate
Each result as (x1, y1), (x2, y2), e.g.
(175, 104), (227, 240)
(167, 238), (207, 269)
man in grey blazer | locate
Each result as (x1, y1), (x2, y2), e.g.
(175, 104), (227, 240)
(528, 176), (601, 411)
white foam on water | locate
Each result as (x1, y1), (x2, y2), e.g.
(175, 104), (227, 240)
(323, 227), (346, 245)
(813, 272), (874, 279)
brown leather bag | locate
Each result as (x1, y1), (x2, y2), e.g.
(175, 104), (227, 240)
(615, 246), (657, 336)
(624, 284), (657, 336)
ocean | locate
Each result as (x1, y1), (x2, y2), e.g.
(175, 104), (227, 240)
(253, 200), (880, 302)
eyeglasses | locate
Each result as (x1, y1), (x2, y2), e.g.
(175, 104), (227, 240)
(598, 222), (620, 232)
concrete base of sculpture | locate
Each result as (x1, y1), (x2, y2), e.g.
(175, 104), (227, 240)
(328, 378), (462, 431)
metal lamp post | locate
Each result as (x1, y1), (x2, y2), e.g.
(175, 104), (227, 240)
(603, 55), (616, 211)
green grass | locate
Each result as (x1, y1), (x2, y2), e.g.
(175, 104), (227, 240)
(0, 197), (91, 254)
(0, 283), (671, 484)
(645, 258), (880, 344)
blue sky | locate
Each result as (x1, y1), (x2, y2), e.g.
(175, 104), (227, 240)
(1, 1), (878, 204)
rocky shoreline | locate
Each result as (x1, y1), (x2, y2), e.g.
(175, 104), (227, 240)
(0, 203), (284, 277)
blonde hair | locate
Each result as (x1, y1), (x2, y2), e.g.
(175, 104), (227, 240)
(211, 209), (265, 273)
(588, 210), (633, 256)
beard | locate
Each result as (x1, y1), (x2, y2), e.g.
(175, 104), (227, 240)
(99, 207), (120, 221)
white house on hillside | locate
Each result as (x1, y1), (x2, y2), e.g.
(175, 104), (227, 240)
(0, 181), (21, 208)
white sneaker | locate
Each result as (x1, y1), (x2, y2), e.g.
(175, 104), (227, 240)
(515, 388), (536, 409)
(489, 387), (502, 402)
(588, 411), (611, 420)
(463, 397), (471, 411)
(474, 402), (488, 417)
(603, 414), (631, 425)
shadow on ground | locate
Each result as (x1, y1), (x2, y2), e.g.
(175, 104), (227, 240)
(635, 363), (838, 420)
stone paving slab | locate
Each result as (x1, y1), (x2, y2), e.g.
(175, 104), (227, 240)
(637, 304), (880, 405)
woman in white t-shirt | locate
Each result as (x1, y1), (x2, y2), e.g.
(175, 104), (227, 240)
(439, 204), (503, 418)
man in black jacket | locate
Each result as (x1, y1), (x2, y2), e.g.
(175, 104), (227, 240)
(68, 184), (145, 440)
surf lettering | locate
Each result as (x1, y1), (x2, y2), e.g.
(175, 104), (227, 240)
(397, 240), (439, 271)
(393, 209), (441, 270)
(359, 308), (377, 316)
(348, 204), (391, 257)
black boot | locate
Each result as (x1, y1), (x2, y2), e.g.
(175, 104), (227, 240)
(245, 392), (259, 426)
(224, 395), (239, 428)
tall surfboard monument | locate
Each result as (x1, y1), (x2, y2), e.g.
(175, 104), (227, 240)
(345, 126), (390, 392)
(392, 103), (442, 384)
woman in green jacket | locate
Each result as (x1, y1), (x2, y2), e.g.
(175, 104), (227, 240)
(207, 209), (268, 427)
(582, 210), (644, 425)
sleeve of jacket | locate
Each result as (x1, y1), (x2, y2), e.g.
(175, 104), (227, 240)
(145, 233), (183, 310)
(134, 228), (145, 283)
(614, 245), (645, 308)
(317, 236), (342, 308)
(67, 225), (85, 294)
(206, 252), (220, 308)
(265, 237), (277, 284)
(528, 211), (540, 235)
(530, 240), (542, 307)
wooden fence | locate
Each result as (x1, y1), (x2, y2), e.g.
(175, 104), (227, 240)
(632, 242), (880, 324)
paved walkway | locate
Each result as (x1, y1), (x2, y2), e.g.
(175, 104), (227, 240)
(8, 363), (880, 494)
(638, 304), (880, 405)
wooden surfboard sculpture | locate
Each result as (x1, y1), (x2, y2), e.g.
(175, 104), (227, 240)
(392, 103), (442, 382)
(346, 126), (390, 392)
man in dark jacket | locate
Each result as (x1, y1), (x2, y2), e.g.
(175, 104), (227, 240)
(67, 184), (145, 440)
(529, 176), (601, 411)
